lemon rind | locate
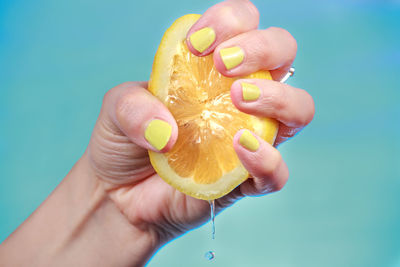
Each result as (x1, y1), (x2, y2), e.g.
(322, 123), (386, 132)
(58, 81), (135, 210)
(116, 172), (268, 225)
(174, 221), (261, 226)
(149, 150), (249, 200)
(149, 14), (202, 99)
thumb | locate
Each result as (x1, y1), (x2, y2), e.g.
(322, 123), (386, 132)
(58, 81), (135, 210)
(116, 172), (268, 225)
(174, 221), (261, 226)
(102, 81), (178, 152)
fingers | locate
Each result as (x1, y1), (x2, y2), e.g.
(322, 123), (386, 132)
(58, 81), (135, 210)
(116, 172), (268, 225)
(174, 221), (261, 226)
(233, 129), (289, 196)
(101, 82), (178, 152)
(186, 1), (297, 81)
(186, 0), (259, 55)
(213, 27), (297, 78)
(231, 79), (315, 128)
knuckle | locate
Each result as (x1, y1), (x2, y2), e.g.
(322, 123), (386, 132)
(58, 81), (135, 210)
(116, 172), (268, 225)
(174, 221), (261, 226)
(119, 81), (137, 88)
(270, 83), (288, 113)
(102, 89), (113, 106)
(289, 35), (298, 54)
(269, 27), (296, 44)
(241, 0), (260, 23)
(268, 27), (297, 58)
(305, 90), (316, 124)
(214, 0), (259, 32)
(222, 5), (244, 32)
(298, 88), (315, 126)
(115, 93), (136, 122)
(281, 28), (297, 51)
(271, 177), (286, 192)
(256, 151), (287, 194)
(103, 82), (138, 105)
(269, 162), (288, 193)
(256, 32), (273, 59)
(263, 149), (282, 176)
(267, 26), (288, 37)
(119, 81), (144, 93)
(267, 26), (281, 33)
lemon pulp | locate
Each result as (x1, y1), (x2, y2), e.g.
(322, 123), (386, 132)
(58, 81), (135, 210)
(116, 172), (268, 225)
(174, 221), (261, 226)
(167, 42), (257, 183)
(148, 14), (278, 200)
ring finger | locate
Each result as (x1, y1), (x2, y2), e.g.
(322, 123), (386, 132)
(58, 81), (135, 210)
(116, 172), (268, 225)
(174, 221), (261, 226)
(230, 79), (315, 128)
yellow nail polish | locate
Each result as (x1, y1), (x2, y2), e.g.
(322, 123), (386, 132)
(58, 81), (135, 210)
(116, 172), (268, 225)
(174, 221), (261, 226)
(239, 130), (259, 152)
(242, 83), (260, 101)
(145, 119), (172, 151)
(189, 27), (216, 53)
(219, 47), (244, 70)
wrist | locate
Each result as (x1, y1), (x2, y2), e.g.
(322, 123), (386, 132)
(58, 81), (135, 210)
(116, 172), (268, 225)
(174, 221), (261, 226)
(1, 153), (160, 267)
(59, 153), (161, 266)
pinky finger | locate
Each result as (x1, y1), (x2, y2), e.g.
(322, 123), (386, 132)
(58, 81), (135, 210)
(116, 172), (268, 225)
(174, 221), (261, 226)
(233, 129), (289, 196)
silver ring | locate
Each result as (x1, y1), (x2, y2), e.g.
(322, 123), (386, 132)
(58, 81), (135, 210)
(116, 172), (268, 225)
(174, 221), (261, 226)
(280, 67), (295, 83)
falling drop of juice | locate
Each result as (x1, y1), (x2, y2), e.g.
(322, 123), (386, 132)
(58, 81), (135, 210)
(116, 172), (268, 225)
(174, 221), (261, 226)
(209, 199), (215, 240)
(204, 250), (215, 261)
(204, 200), (216, 261)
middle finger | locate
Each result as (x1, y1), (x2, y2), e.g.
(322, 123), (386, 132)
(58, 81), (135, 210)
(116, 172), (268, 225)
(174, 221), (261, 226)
(213, 27), (297, 78)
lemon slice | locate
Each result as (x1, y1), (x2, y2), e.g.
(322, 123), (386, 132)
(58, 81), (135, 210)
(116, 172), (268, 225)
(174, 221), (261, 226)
(148, 14), (278, 200)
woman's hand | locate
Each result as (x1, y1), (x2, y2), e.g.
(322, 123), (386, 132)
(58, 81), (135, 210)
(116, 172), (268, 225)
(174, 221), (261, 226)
(87, 0), (314, 254)
(0, 1), (314, 266)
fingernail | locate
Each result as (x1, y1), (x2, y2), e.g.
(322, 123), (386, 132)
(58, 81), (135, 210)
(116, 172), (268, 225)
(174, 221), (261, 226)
(239, 130), (259, 152)
(145, 119), (172, 151)
(189, 27), (216, 53)
(219, 47), (244, 70)
(241, 83), (260, 101)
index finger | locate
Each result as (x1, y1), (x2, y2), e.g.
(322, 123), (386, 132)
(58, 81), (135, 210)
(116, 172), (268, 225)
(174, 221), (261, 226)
(186, 0), (259, 55)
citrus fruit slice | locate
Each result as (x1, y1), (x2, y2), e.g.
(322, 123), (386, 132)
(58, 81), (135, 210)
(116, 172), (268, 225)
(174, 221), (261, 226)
(148, 14), (279, 200)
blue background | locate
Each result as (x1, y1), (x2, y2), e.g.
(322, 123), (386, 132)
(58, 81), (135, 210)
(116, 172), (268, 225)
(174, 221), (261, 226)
(1, 0), (399, 266)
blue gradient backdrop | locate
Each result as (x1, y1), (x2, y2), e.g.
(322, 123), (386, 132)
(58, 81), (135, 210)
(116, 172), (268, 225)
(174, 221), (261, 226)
(1, 0), (399, 266)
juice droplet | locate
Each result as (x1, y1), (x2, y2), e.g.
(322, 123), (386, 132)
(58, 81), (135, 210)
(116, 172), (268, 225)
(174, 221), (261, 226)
(209, 199), (215, 239)
(204, 200), (216, 261)
(204, 251), (215, 261)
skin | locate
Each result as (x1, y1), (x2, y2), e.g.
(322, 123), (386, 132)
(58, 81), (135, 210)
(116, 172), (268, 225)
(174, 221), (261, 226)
(0, 0), (315, 266)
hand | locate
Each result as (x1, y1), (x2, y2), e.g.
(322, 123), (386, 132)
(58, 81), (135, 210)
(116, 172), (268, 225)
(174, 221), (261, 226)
(88, 0), (314, 249)
(0, 1), (315, 266)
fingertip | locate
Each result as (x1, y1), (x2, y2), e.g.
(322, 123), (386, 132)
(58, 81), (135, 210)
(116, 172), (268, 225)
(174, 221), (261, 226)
(112, 87), (178, 153)
(185, 36), (205, 56)
(233, 129), (245, 157)
(185, 38), (202, 56)
(231, 80), (262, 117)
(186, 26), (216, 56)
(144, 117), (178, 153)
(213, 47), (243, 77)
(233, 129), (280, 177)
(212, 50), (226, 74)
(234, 130), (289, 195)
(233, 129), (266, 179)
(233, 129), (261, 154)
(232, 129), (246, 148)
(158, 118), (178, 153)
(186, 0), (260, 57)
(230, 80), (243, 108)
